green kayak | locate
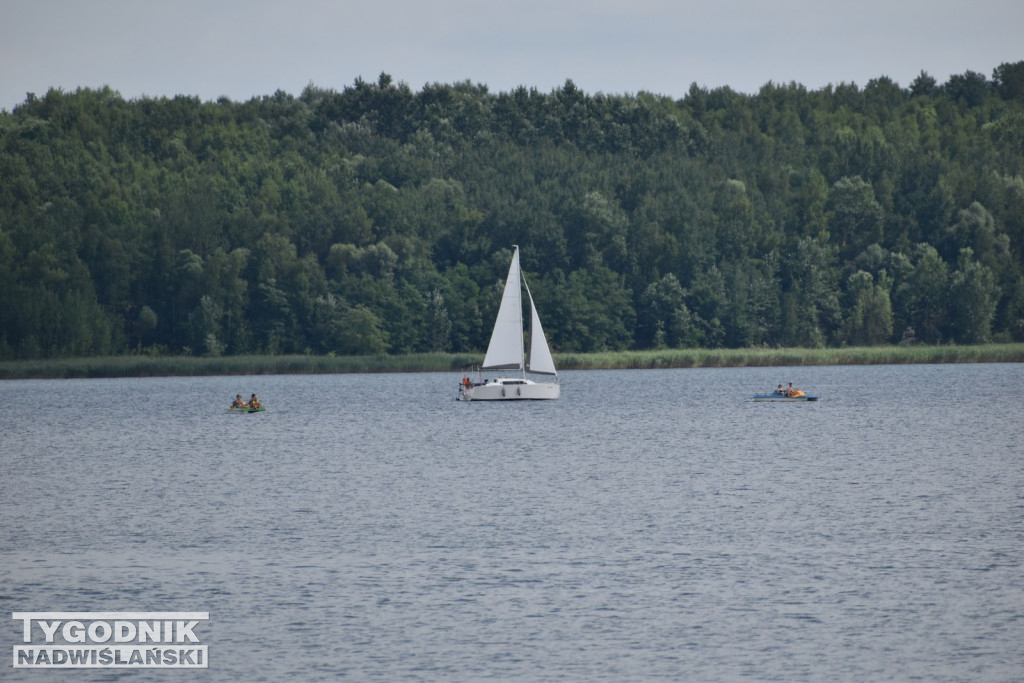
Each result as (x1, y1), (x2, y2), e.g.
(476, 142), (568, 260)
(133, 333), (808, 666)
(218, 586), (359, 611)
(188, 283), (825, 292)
(227, 405), (265, 413)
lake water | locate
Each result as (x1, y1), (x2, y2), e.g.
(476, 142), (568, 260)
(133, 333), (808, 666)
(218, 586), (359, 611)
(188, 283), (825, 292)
(1, 364), (1022, 681)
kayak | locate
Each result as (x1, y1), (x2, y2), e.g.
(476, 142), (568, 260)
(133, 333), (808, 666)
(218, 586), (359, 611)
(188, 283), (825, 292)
(228, 405), (265, 413)
(753, 393), (818, 402)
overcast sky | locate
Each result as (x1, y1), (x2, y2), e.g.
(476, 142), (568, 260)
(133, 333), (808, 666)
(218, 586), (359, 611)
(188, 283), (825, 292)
(3, 0), (1022, 111)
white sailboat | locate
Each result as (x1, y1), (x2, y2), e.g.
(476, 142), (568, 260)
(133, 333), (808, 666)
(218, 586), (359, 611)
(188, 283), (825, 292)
(458, 246), (560, 401)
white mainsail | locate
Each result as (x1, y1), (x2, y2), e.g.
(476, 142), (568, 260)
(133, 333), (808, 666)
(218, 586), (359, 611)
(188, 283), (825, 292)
(481, 247), (524, 371)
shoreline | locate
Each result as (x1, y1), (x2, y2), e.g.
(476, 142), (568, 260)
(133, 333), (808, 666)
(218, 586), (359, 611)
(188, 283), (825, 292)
(2, 344), (1023, 380)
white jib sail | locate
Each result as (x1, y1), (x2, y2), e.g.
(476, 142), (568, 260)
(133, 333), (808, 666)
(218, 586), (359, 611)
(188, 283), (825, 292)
(524, 276), (557, 376)
(481, 246), (524, 371)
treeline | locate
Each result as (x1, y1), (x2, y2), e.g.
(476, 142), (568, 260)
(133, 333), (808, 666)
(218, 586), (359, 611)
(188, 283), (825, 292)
(1, 64), (1023, 360)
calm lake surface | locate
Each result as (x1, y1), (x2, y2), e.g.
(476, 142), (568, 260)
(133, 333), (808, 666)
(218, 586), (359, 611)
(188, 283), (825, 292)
(1, 364), (1022, 681)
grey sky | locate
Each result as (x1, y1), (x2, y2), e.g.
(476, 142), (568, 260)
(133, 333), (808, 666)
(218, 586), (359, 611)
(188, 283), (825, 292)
(2, 0), (1022, 111)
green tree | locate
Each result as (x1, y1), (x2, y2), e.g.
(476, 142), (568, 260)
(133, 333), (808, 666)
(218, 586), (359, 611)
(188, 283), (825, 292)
(312, 293), (389, 355)
(781, 235), (841, 347)
(992, 61), (1024, 102)
(637, 273), (695, 348)
(891, 244), (949, 344)
(945, 201), (1006, 270)
(949, 248), (999, 343)
(786, 168), (829, 239)
(910, 71), (939, 98)
(202, 247), (252, 353)
(827, 176), (883, 258)
(944, 70), (990, 107)
(135, 305), (159, 351)
(713, 179), (756, 260)
(544, 266), (634, 352)
(840, 270), (894, 345)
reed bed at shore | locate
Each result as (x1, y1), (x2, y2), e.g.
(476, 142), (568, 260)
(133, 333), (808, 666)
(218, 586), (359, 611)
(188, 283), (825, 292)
(555, 344), (1024, 369)
(1, 344), (1022, 380)
(0, 353), (477, 380)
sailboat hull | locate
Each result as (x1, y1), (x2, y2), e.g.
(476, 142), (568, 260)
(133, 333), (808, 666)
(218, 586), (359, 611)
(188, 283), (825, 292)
(459, 378), (560, 401)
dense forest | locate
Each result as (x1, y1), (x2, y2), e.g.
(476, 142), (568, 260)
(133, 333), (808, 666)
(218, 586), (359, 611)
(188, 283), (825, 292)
(2, 63), (1024, 360)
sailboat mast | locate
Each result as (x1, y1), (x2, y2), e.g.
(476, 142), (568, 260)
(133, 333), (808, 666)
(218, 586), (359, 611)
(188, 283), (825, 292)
(514, 244), (525, 380)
